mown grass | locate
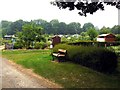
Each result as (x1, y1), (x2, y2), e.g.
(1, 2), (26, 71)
(2, 50), (120, 88)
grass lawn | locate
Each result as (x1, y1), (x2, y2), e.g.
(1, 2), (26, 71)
(2, 49), (120, 88)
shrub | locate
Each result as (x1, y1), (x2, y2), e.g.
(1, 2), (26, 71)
(34, 42), (41, 49)
(53, 44), (118, 72)
(39, 42), (47, 49)
(13, 42), (23, 49)
(116, 34), (120, 41)
(34, 42), (47, 49)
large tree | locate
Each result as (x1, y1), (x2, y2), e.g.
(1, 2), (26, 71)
(111, 25), (120, 34)
(17, 23), (44, 49)
(1, 20), (12, 36)
(51, 0), (120, 16)
(82, 22), (94, 32)
(1, 20), (26, 36)
(99, 26), (111, 34)
(67, 22), (81, 34)
(57, 22), (67, 34)
(50, 19), (60, 34)
(10, 20), (25, 34)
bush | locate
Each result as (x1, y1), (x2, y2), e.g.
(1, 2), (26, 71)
(34, 42), (47, 49)
(116, 34), (120, 41)
(53, 44), (118, 72)
(34, 42), (41, 49)
(39, 42), (47, 49)
(13, 42), (23, 49)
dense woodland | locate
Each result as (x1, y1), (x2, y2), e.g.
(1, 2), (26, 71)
(1, 19), (120, 37)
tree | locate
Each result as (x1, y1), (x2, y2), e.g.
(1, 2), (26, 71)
(43, 22), (53, 34)
(67, 22), (81, 34)
(99, 26), (111, 34)
(10, 20), (25, 35)
(51, 1), (120, 16)
(57, 22), (67, 34)
(50, 19), (60, 34)
(1, 20), (12, 36)
(80, 31), (88, 40)
(81, 32), (87, 37)
(70, 22), (81, 34)
(87, 27), (98, 41)
(1, 20), (26, 36)
(18, 23), (44, 49)
(82, 22), (94, 32)
(1, 19), (83, 35)
(32, 19), (54, 34)
(111, 25), (120, 34)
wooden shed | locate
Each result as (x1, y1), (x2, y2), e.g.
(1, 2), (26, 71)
(97, 34), (116, 42)
(52, 35), (61, 47)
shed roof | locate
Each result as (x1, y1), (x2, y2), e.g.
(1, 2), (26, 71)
(98, 34), (115, 37)
(52, 35), (61, 39)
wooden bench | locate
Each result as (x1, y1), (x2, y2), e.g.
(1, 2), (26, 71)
(52, 49), (67, 62)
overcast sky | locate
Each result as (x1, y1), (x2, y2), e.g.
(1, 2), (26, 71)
(0, 0), (118, 29)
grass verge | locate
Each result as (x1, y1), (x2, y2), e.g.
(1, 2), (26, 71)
(2, 49), (120, 88)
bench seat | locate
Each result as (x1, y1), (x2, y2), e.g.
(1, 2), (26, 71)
(52, 49), (67, 62)
(52, 53), (65, 57)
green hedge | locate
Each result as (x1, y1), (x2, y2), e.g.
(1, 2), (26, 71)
(68, 41), (120, 47)
(53, 44), (118, 72)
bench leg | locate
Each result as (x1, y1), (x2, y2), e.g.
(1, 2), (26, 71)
(52, 56), (55, 61)
(52, 56), (58, 61)
(58, 57), (65, 62)
(52, 57), (54, 61)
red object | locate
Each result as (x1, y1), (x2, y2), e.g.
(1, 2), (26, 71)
(52, 36), (61, 47)
(104, 34), (116, 42)
(97, 34), (116, 42)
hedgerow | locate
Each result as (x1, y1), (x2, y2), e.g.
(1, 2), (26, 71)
(53, 44), (118, 72)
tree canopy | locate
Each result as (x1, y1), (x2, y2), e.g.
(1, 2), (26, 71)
(1, 19), (120, 37)
(51, 0), (120, 16)
(1, 19), (82, 35)
(17, 23), (45, 49)
(82, 23), (94, 32)
(99, 26), (111, 34)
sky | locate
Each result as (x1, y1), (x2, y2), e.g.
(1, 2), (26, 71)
(0, 0), (118, 29)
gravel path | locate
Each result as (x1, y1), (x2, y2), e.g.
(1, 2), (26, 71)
(0, 45), (61, 89)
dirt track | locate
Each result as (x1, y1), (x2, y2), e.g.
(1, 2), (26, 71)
(1, 57), (62, 88)
(0, 45), (61, 88)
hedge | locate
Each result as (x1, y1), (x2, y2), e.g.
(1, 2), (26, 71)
(53, 44), (118, 73)
(68, 41), (120, 47)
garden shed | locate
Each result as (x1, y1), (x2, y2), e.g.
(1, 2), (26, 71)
(97, 34), (116, 42)
(51, 35), (61, 47)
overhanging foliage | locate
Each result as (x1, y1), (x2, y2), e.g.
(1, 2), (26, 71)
(51, 0), (120, 16)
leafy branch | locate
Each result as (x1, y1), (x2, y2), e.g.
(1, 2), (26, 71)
(51, 0), (120, 16)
